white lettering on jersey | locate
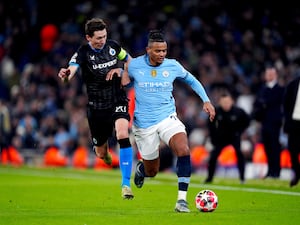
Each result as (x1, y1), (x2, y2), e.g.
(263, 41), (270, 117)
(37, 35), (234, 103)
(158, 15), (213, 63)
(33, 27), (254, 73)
(92, 59), (117, 69)
(138, 81), (172, 92)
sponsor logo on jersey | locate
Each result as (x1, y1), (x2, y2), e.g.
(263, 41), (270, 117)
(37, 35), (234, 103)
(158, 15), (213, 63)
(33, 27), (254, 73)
(138, 81), (172, 92)
(92, 59), (117, 69)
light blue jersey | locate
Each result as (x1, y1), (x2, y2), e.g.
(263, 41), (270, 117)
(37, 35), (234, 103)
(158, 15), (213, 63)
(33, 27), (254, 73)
(128, 54), (210, 128)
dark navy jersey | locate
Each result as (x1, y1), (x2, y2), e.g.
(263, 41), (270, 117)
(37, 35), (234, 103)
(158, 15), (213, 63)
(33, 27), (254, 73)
(208, 106), (250, 145)
(69, 39), (128, 109)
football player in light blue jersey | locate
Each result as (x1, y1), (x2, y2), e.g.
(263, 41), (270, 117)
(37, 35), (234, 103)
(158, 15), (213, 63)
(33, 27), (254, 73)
(121, 30), (215, 212)
(127, 50), (212, 129)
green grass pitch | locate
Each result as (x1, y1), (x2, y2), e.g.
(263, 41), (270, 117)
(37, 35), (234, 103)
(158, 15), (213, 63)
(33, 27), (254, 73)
(0, 165), (299, 225)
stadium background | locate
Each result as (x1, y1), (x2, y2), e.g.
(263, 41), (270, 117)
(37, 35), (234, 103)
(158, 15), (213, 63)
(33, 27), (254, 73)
(0, 0), (299, 178)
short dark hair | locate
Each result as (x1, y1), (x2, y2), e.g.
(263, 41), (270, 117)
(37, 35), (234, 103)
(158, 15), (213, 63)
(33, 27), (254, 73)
(148, 30), (165, 44)
(85, 18), (106, 37)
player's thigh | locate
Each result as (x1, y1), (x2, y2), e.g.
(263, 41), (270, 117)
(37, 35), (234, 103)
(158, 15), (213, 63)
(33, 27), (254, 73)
(87, 107), (113, 146)
(113, 102), (130, 139)
(158, 113), (187, 148)
(132, 124), (160, 160)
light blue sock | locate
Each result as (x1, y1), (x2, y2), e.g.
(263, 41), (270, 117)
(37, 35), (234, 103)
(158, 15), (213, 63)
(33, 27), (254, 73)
(119, 147), (133, 187)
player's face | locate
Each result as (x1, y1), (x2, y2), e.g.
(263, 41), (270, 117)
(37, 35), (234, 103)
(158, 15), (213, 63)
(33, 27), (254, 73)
(146, 42), (167, 66)
(86, 29), (107, 49)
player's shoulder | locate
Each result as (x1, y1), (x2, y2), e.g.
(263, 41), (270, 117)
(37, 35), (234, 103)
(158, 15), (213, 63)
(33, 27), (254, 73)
(130, 54), (145, 64)
(164, 58), (181, 67)
(74, 44), (91, 59)
(106, 39), (121, 48)
(165, 57), (177, 63)
(77, 44), (89, 52)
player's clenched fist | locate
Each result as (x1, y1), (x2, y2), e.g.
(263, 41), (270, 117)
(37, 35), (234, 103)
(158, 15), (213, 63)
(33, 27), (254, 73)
(58, 68), (70, 82)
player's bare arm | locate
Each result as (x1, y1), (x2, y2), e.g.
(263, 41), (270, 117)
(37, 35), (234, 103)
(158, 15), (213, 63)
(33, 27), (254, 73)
(120, 56), (132, 86)
(58, 65), (77, 82)
(203, 101), (216, 122)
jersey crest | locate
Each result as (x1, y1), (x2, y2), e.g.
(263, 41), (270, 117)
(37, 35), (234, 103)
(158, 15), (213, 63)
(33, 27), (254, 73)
(162, 70), (169, 77)
(109, 47), (116, 56)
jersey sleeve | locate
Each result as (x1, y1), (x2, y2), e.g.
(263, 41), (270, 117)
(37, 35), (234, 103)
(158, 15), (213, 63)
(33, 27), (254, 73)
(69, 45), (84, 67)
(175, 60), (210, 102)
(108, 40), (129, 62)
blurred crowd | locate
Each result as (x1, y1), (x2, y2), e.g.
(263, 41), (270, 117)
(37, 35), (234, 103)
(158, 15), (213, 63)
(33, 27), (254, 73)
(1, 0), (300, 168)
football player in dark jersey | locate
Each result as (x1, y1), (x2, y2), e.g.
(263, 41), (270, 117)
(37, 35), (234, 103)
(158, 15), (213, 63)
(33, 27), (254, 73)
(58, 18), (134, 199)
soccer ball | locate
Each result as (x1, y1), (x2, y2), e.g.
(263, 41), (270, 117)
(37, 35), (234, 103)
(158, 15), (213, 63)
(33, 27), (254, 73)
(195, 189), (218, 212)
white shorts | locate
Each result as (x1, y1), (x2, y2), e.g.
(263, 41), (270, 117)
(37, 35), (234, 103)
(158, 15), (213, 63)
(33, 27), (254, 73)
(132, 113), (186, 160)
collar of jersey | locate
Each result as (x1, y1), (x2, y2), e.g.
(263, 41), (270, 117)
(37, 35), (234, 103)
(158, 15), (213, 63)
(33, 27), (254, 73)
(89, 42), (104, 52)
(144, 54), (159, 67)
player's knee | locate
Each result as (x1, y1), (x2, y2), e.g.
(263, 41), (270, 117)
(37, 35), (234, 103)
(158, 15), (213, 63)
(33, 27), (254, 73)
(116, 129), (129, 140)
(177, 146), (190, 157)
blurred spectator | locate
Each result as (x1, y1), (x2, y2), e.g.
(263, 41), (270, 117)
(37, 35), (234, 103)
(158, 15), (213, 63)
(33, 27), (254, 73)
(283, 75), (300, 187)
(205, 92), (250, 184)
(0, 99), (11, 151)
(252, 66), (285, 179)
(16, 113), (38, 149)
(53, 123), (73, 156)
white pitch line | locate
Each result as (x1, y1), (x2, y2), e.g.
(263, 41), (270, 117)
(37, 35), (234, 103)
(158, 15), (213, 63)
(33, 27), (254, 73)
(190, 183), (300, 196)
(146, 179), (300, 197)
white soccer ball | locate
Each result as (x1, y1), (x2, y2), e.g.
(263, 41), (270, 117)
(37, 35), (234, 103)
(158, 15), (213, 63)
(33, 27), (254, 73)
(195, 189), (218, 212)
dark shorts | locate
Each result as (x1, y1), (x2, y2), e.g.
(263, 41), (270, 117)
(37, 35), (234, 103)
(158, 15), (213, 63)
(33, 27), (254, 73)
(86, 103), (130, 146)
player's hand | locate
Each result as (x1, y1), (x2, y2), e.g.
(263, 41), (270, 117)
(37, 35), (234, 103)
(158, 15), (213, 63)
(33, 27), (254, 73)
(58, 68), (70, 83)
(106, 68), (122, 81)
(203, 102), (216, 122)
